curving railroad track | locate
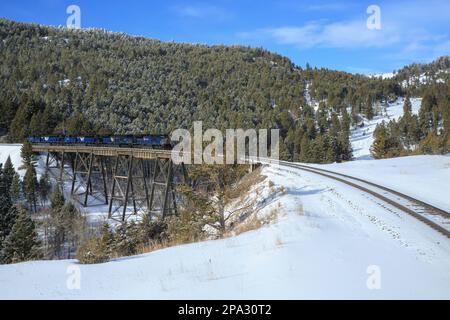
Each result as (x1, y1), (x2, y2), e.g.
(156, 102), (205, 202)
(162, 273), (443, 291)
(261, 159), (450, 238)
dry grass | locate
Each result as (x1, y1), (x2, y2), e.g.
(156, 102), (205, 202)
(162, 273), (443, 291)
(230, 215), (263, 236)
(274, 237), (283, 247)
(136, 238), (192, 255)
(230, 206), (280, 237)
(228, 166), (266, 201)
(297, 203), (304, 215)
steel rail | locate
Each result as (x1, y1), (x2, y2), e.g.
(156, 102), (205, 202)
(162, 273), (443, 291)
(274, 160), (450, 238)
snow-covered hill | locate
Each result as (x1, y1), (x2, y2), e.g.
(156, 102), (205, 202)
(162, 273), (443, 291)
(1, 155), (449, 299)
(350, 97), (422, 160)
(369, 72), (395, 79)
(303, 82), (423, 161)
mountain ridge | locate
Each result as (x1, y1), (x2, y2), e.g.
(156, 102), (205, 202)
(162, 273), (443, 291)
(0, 18), (448, 162)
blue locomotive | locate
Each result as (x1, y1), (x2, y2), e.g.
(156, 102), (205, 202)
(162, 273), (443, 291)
(27, 135), (172, 149)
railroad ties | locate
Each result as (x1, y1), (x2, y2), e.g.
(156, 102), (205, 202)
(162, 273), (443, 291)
(32, 145), (187, 222)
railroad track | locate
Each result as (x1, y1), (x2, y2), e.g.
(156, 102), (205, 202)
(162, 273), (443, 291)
(260, 159), (450, 238)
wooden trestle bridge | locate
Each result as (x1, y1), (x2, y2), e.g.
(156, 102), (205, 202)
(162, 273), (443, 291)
(31, 145), (188, 222)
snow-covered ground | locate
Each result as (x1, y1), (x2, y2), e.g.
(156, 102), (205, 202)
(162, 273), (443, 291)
(302, 85), (422, 161)
(1, 155), (449, 299)
(0, 144), (25, 177)
(315, 154), (450, 212)
(350, 97), (422, 160)
(369, 72), (395, 79)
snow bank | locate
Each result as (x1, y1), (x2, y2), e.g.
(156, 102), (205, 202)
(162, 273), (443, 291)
(1, 162), (449, 299)
(315, 154), (450, 212)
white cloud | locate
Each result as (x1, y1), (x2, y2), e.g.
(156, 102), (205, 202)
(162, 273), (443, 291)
(239, 20), (401, 49)
(238, 0), (449, 54)
(173, 4), (230, 20)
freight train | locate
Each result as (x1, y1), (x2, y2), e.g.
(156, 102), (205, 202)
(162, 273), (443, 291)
(27, 135), (172, 149)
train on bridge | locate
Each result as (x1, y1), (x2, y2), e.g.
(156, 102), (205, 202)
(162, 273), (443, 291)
(27, 135), (172, 149)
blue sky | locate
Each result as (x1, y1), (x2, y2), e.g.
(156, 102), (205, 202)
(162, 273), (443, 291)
(1, 0), (449, 74)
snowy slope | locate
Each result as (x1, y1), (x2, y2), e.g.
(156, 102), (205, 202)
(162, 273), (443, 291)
(302, 87), (422, 161)
(313, 154), (450, 212)
(0, 144), (25, 177)
(1, 157), (449, 299)
(369, 72), (395, 79)
(350, 97), (421, 160)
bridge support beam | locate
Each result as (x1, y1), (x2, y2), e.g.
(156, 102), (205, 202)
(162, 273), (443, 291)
(44, 151), (72, 191)
(33, 144), (182, 223)
(147, 158), (178, 219)
(71, 152), (108, 207)
(108, 155), (151, 222)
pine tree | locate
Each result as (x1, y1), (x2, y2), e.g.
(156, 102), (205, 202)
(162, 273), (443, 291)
(419, 90), (437, 135)
(341, 108), (351, 135)
(9, 173), (21, 202)
(99, 223), (114, 256)
(1, 205), (41, 264)
(419, 132), (442, 154)
(311, 134), (326, 163)
(364, 95), (374, 120)
(138, 215), (167, 244)
(2, 156), (15, 189)
(76, 223), (110, 264)
(112, 222), (139, 257)
(0, 164), (7, 196)
(403, 95), (412, 116)
(23, 164), (38, 212)
(177, 164), (248, 236)
(0, 204), (19, 247)
(0, 164), (13, 243)
(51, 185), (65, 210)
(38, 171), (51, 206)
(57, 202), (85, 259)
(20, 141), (36, 168)
(299, 135), (310, 162)
(371, 122), (389, 159)
(29, 112), (44, 136)
(338, 132), (353, 161)
(9, 105), (29, 141)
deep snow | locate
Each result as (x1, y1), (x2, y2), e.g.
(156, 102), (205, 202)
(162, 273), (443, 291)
(0, 151), (449, 299)
(315, 154), (450, 212)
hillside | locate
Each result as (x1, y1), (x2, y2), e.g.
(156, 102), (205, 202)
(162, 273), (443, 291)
(392, 56), (450, 91)
(0, 19), (449, 300)
(349, 97), (422, 160)
(0, 19), (449, 163)
(1, 155), (449, 299)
